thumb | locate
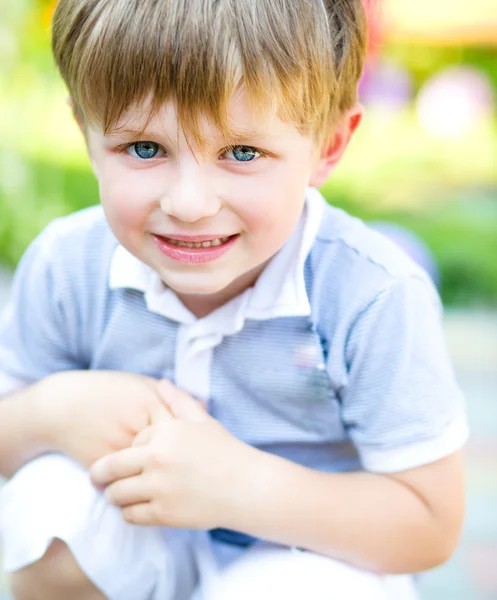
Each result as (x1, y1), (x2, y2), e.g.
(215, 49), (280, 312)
(158, 380), (208, 422)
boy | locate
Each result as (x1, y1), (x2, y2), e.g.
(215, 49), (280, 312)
(0, 0), (467, 599)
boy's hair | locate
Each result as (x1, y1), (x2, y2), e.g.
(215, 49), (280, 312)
(52, 0), (367, 145)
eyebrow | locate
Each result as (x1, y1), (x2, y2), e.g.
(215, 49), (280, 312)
(106, 128), (156, 138)
(105, 127), (268, 146)
(225, 128), (264, 142)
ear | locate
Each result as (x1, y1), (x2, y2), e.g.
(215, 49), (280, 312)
(308, 103), (363, 188)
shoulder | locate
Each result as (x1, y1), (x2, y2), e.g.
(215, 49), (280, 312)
(32, 206), (117, 276)
(39, 205), (114, 252)
(314, 203), (427, 278)
(13, 206), (118, 314)
(305, 203), (441, 342)
(307, 203), (434, 302)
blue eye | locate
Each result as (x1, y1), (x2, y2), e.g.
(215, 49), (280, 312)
(225, 145), (260, 162)
(127, 141), (162, 159)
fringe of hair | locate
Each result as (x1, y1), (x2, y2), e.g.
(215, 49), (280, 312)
(52, 0), (367, 145)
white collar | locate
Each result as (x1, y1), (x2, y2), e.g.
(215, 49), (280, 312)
(109, 187), (326, 334)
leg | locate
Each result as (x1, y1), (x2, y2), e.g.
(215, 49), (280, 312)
(200, 543), (419, 600)
(1, 454), (197, 600)
(10, 538), (105, 600)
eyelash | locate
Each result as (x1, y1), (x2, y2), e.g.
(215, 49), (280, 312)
(221, 145), (266, 162)
(119, 142), (266, 162)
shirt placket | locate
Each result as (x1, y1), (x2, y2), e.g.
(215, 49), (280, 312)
(174, 323), (223, 405)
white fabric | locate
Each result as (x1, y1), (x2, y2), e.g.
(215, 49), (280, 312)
(109, 188), (326, 323)
(196, 544), (419, 600)
(0, 455), (418, 600)
(361, 418), (469, 473)
(0, 454), (196, 600)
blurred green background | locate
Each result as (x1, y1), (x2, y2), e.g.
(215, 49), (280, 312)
(0, 0), (496, 308)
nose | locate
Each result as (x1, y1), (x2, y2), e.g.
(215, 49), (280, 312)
(159, 162), (221, 223)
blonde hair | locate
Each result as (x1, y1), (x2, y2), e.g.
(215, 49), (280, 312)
(52, 0), (367, 145)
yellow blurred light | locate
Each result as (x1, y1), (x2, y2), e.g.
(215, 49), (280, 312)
(43, 0), (57, 28)
(383, 0), (497, 45)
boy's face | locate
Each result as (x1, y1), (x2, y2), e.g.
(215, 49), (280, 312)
(84, 93), (357, 315)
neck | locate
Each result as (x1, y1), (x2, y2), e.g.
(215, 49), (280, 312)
(176, 260), (269, 318)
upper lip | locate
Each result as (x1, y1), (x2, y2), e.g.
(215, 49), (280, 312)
(154, 233), (235, 242)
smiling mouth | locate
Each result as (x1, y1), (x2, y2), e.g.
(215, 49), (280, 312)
(159, 235), (235, 249)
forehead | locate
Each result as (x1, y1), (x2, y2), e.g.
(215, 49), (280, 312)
(104, 92), (312, 146)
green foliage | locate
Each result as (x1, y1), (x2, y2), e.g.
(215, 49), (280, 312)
(323, 189), (497, 307)
(0, 159), (97, 265)
(385, 44), (497, 93)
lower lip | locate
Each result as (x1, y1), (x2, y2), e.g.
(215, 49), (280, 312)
(153, 234), (238, 264)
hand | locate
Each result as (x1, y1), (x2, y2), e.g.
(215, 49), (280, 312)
(37, 370), (171, 468)
(90, 380), (252, 529)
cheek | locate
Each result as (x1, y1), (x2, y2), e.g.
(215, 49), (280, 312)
(233, 174), (307, 247)
(99, 168), (157, 233)
(246, 163), (310, 220)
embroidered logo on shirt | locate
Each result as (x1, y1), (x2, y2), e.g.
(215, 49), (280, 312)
(294, 341), (326, 371)
(293, 341), (329, 402)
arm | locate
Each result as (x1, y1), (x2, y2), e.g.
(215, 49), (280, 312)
(0, 370), (170, 479)
(91, 276), (467, 573)
(0, 384), (53, 478)
(91, 381), (465, 575)
(0, 222), (171, 478)
(222, 444), (465, 574)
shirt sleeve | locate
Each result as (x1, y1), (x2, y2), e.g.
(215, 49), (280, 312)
(0, 226), (86, 396)
(339, 274), (468, 473)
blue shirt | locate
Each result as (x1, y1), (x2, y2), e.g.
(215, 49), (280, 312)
(0, 189), (467, 478)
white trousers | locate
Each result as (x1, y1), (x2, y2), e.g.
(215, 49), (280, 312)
(0, 455), (419, 600)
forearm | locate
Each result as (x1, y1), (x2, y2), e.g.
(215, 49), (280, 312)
(1, 370), (171, 479)
(0, 382), (54, 478)
(223, 448), (463, 574)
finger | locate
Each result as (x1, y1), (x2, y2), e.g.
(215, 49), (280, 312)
(121, 502), (160, 527)
(132, 426), (154, 447)
(158, 380), (208, 423)
(105, 475), (151, 508)
(90, 447), (144, 487)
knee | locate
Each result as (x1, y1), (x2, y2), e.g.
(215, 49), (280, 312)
(204, 545), (388, 600)
(10, 538), (103, 600)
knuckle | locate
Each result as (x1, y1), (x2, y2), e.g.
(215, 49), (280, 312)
(122, 506), (137, 524)
(99, 456), (122, 483)
(147, 449), (169, 469)
(104, 456), (118, 477)
(154, 503), (172, 525)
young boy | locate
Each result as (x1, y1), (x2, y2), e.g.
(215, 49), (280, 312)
(0, 0), (467, 598)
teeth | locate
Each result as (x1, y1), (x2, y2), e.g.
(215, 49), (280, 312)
(164, 236), (232, 249)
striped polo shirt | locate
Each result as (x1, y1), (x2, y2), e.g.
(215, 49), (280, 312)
(0, 188), (467, 480)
